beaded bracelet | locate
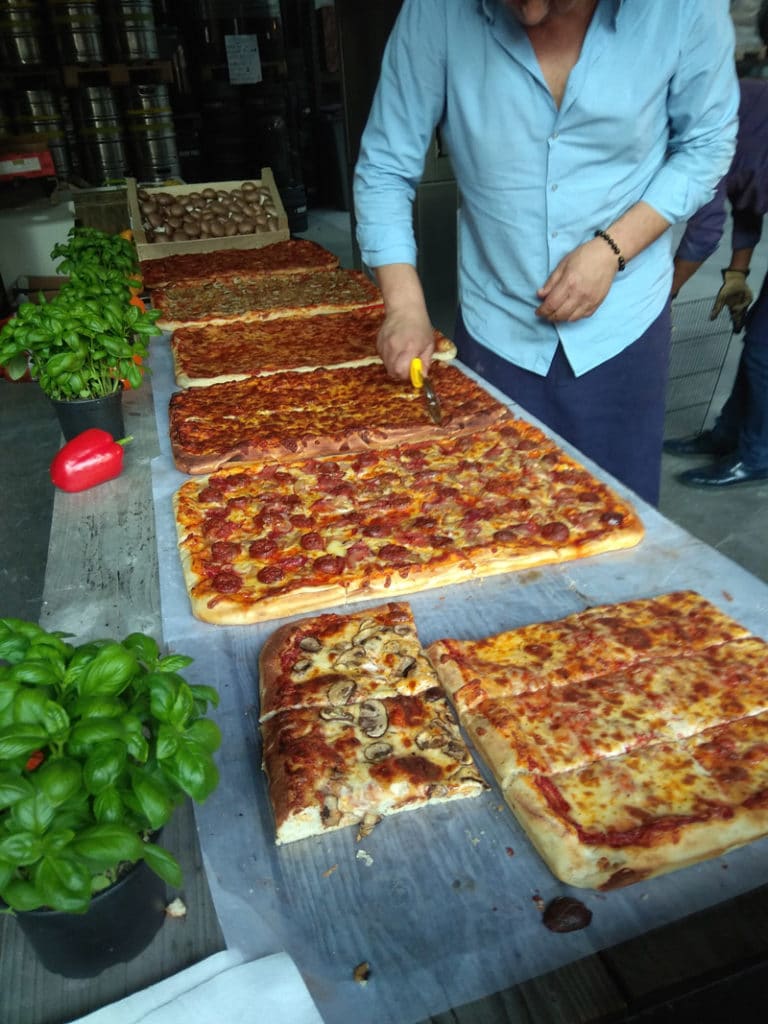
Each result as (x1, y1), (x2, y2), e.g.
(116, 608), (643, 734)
(594, 229), (626, 272)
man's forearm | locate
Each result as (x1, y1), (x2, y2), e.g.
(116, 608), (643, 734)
(373, 263), (430, 318)
(602, 201), (672, 266)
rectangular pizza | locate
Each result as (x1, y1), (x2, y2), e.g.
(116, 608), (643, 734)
(172, 418), (644, 625)
(170, 307), (457, 388)
(168, 361), (510, 474)
(258, 602), (487, 844)
(152, 268), (383, 331)
(427, 592), (768, 890)
(140, 238), (340, 290)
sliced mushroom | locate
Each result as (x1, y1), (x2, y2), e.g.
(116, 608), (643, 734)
(327, 678), (357, 706)
(393, 624), (415, 637)
(395, 655), (417, 678)
(320, 706), (354, 723)
(364, 741), (393, 762)
(356, 811), (381, 841)
(453, 768), (488, 787)
(415, 729), (447, 751)
(444, 740), (473, 764)
(291, 659), (312, 675)
(299, 635), (322, 653)
(426, 783), (449, 799)
(352, 620), (381, 644)
(358, 699), (388, 738)
(321, 794), (342, 827)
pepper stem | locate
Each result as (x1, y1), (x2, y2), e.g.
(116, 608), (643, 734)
(116, 436), (134, 447)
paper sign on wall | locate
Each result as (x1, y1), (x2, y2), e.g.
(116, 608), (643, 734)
(225, 35), (263, 85)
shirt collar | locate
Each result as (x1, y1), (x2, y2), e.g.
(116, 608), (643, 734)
(480, 0), (623, 29)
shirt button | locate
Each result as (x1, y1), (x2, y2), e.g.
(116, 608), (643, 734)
(551, 183), (558, 192)
(551, 131), (559, 140)
(552, 230), (558, 238)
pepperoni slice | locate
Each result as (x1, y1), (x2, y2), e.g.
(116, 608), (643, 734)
(378, 544), (413, 565)
(493, 524), (536, 543)
(249, 538), (278, 559)
(211, 540), (240, 561)
(257, 564), (285, 584)
(299, 532), (325, 551)
(313, 554), (345, 575)
(212, 568), (242, 593)
(540, 521), (570, 543)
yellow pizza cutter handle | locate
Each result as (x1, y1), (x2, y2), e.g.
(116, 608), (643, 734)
(410, 357), (425, 390)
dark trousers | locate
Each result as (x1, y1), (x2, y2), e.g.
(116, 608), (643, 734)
(712, 268), (768, 468)
(454, 305), (672, 506)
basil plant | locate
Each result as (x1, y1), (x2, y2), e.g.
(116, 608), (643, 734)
(0, 619), (221, 914)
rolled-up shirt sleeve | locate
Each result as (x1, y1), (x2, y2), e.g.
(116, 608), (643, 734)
(353, 0), (446, 269)
(641, 1), (739, 224)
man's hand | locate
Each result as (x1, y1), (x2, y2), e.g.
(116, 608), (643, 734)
(535, 238), (617, 322)
(376, 309), (435, 381)
(710, 269), (753, 333)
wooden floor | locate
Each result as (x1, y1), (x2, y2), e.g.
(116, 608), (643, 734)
(3, 368), (768, 1024)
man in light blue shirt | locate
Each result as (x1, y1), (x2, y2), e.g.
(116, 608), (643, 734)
(354, 0), (739, 504)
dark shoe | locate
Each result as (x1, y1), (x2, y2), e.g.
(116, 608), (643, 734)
(663, 430), (735, 456)
(678, 457), (768, 488)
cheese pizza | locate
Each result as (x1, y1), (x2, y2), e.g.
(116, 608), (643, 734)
(428, 593), (768, 889)
(170, 307), (457, 388)
(168, 361), (510, 474)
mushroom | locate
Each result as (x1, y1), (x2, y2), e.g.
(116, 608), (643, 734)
(321, 794), (342, 827)
(356, 812), (381, 840)
(291, 659), (312, 675)
(320, 707), (354, 723)
(415, 729), (447, 751)
(363, 741), (393, 762)
(358, 699), (388, 738)
(327, 679), (357, 706)
(298, 635), (322, 653)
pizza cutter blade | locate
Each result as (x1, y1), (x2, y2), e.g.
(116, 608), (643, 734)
(409, 357), (443, 424)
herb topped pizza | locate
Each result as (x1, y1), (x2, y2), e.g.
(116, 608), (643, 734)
(153, 268), (383, 331)
(141, 238), (340, 290)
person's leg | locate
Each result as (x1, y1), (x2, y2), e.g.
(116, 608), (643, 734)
(455, 305), (671, 505)
(677, 271), (768, 486)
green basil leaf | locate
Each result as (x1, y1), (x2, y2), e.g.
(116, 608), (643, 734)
(79, 643), (138, 698)
(9, 791), (55, 834)
(70, 823), (144, 869)
(141, 842), (183, 888)
(0, 724), (49, 759)
(68, 696), (126, 720)
(0, 831), (43, 865)
(132, 776), (173, 830)
(163, 743), (219, 803)
(8, 661), (60, 686)
(148, 672), (177, 721)
(156, 654), (194, 673)
(35, 853), (92, 910)
(155, 723), (179, 760)
(189, 684), (220, 710)
(35, 757), (83, 806)
(83, 744), (126, 794)
(93, 786), (123, 824)
(0, 773), (34, 809)
(0, 879), (47, 912)
(122, 632), (160, 667)
(67, 718), (124, 755)
(184, 719), (222, 753)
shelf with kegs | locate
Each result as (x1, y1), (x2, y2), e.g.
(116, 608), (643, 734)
(0, 0), (185, 187)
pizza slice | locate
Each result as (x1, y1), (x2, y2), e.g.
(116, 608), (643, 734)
(140, 238), (340, 290)
(505, 710), (768, 890)
(170, 307), (457, 388)
(427, 590), (751, 715)
(168, 361), (511, 474)
(459, 636), (768, 784)
(153, 268), (383, 331)
(261, 691), (487, 845)
(258, 602), (441, 723)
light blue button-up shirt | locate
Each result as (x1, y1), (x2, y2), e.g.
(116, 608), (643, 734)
(354, 0), (739, 376)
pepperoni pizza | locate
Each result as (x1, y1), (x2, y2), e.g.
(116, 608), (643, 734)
(172, 418), (644, 625)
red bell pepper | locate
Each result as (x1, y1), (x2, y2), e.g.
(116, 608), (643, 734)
(49, 428), (132, 493)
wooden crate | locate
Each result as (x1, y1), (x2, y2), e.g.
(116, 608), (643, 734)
(126, 167), (290, 262)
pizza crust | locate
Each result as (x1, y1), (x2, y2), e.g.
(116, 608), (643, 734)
(505, 769), (768, 890)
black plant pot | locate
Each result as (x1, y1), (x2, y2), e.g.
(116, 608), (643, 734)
(50, 387), (125, 442)
(14, 858), (166, 978)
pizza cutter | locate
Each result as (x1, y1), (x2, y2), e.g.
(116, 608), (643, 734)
(409, 357), (443, 425)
